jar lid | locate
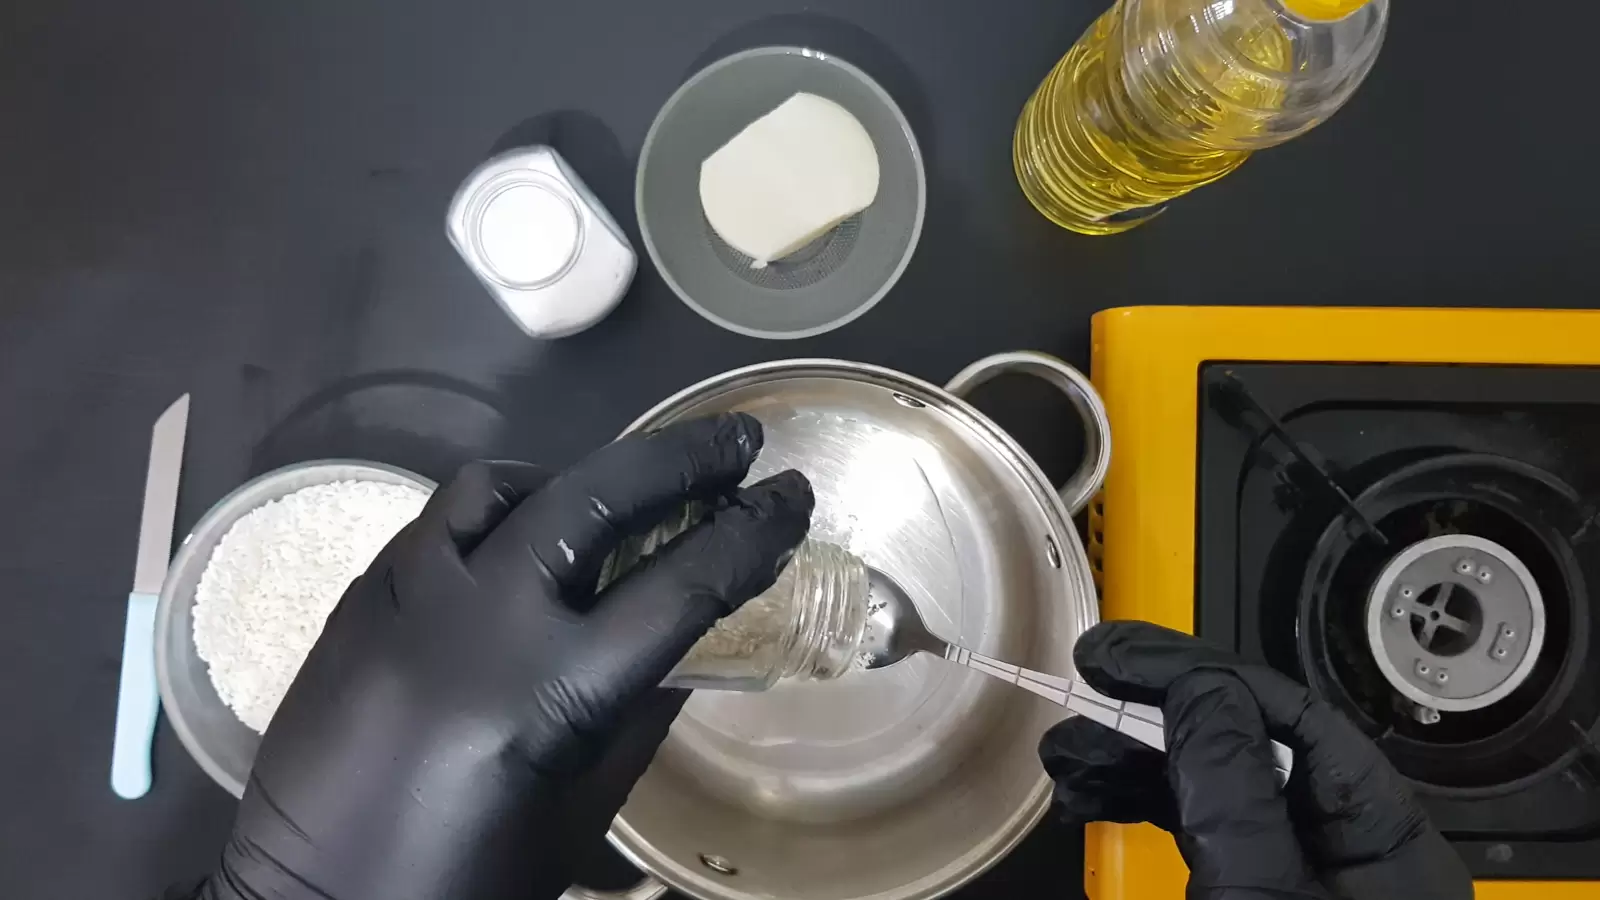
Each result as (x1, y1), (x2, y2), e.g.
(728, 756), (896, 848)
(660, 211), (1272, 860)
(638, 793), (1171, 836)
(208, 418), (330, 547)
(466, 173), (584, 289)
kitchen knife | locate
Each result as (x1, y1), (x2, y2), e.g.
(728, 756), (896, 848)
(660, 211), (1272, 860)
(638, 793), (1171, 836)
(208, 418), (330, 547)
(110, 393), (188, 800)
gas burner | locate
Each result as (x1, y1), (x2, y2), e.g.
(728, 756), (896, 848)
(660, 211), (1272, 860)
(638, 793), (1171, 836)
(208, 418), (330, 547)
(1193, 360), (1600, 875)
(1366, 534), (1546, 719)
(1294, 452), (1598, 794)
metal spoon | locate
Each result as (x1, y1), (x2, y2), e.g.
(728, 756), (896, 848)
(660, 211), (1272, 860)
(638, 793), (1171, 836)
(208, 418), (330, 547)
(856, 569), (1294, 786)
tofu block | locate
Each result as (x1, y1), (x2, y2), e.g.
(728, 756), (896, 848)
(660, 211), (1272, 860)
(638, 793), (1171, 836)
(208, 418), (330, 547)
(699, 93), (880, 268)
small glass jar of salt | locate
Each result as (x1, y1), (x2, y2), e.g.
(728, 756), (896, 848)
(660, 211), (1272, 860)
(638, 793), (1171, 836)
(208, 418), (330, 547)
(446, 145), (636, 339)
(605, 507), (870, 692)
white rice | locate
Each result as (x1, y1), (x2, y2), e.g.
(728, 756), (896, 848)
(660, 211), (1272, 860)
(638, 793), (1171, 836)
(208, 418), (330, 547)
(192, 480), (429, 733)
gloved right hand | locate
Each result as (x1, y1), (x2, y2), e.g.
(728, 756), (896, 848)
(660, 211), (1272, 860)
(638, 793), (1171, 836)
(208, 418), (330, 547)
(194, 413), (813, 900)
(1040, 621), (1474, 900)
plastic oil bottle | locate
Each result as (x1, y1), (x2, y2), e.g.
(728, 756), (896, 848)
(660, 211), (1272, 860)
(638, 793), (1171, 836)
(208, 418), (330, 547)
(1014, 0), (1388, 234)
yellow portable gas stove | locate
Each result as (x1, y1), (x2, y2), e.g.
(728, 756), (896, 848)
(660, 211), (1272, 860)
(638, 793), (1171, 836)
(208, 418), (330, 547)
(1087, 306), (1600, 900)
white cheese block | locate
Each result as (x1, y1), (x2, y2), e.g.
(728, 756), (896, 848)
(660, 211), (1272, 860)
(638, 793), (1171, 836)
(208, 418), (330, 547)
(699, 92), (880, 268)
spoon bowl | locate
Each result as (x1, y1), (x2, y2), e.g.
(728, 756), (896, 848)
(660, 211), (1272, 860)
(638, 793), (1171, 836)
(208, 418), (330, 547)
(856, 568), (1294, 785)
(856, 567), (946, 671)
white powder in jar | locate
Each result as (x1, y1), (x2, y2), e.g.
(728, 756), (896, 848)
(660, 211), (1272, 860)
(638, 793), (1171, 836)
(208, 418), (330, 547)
(192, 480), (429, 733)
(681, 589), (791, 672)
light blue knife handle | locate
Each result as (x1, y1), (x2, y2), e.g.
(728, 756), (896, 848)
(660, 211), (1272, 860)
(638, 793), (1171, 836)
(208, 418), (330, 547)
(111, 591), (159, 799)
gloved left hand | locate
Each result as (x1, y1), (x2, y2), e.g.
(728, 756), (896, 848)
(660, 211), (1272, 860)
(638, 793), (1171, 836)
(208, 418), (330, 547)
(194, 413), (814, 900)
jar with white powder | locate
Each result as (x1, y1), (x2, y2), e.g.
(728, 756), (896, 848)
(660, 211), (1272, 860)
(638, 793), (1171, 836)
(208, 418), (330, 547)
(446, 145), (636, 339)
(607, 507), (870, 692)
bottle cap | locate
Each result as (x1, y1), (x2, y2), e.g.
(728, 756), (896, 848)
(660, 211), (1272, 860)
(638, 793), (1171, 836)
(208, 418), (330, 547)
(1279, 0), (1370, 20)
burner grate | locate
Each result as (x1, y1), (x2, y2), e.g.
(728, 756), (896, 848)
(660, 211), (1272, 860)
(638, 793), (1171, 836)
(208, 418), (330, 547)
(1195, 362), (1600, 878)
(1296, 453), (1593, 791)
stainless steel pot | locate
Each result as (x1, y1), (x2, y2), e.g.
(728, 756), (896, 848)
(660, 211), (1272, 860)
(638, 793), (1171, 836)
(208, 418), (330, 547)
(568, 351), (1109, 900)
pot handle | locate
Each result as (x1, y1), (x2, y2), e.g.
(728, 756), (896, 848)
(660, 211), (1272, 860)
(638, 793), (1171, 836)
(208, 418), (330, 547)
(945, 351), (1111, 516)
(560, 877), (669, 900)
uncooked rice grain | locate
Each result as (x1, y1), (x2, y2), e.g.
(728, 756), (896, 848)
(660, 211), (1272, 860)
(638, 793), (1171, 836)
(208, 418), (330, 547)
(192, 480), (429, 733)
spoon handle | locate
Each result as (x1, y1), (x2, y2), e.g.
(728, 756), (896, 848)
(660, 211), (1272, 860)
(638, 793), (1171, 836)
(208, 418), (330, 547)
(936, 643), (1294, 787)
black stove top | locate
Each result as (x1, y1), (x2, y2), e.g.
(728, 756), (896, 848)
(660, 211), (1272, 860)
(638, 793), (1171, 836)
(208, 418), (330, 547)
(1195, 362), (1600, 880)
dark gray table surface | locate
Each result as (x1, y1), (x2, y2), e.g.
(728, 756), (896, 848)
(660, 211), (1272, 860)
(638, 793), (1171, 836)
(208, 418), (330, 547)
(2, 0), (1594, 896)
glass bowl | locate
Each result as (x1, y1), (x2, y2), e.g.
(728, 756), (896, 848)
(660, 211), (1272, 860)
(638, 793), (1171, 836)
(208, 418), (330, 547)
(153, 460), (434, 797)
(636, 46), (926, 340)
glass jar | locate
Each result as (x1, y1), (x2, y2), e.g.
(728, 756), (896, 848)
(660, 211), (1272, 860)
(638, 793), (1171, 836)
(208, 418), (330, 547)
(667, 538), (869, 691)
(605, 507), (871, 692)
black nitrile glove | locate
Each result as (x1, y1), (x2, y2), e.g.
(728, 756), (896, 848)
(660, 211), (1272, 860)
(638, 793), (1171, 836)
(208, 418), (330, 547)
(1040, 621), (1473, 900)
(193, 413), (814, 900)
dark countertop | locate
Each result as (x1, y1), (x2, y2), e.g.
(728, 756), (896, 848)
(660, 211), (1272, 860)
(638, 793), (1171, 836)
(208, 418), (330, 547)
(2, 0), (1595, 896)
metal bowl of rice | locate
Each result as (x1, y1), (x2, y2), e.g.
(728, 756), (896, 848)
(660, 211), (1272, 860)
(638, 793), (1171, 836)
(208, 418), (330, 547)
(154, 460), (435, 798)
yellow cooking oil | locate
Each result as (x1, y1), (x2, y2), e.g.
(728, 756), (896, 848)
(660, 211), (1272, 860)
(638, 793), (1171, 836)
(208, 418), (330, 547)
(1014, 0), (1389, 234)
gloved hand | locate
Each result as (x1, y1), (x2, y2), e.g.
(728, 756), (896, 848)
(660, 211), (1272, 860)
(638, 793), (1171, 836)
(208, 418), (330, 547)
(195, 413), (814, 900)
(1040, 621), (1473, 900)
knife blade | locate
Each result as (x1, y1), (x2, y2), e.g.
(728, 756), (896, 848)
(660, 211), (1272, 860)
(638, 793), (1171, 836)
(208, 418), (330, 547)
(111, 393), (189, 799)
